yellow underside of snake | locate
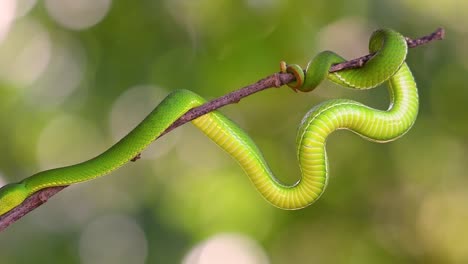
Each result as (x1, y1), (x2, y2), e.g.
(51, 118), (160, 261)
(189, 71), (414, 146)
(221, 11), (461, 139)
(0, 29), (418, 215)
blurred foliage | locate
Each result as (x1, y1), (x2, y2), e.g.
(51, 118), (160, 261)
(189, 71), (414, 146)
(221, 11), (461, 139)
(0, 0), (466, 263)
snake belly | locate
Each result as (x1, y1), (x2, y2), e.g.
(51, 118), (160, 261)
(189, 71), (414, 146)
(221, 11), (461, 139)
(0, 28), (418, 215)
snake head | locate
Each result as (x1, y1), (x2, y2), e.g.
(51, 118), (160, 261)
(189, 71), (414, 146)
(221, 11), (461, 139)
(0, 183), (29, 216)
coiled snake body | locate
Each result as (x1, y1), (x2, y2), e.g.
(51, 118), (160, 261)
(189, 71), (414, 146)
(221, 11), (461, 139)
(0, 29), (418, 215)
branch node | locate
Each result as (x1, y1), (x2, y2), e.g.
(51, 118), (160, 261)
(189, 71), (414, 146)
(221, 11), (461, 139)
(273, 73), (282, 88)
(131, 153), (141, 162)
(38, 192), (49, 203)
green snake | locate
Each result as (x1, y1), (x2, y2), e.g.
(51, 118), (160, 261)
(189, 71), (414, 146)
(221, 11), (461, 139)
(0, 29), (418, 215)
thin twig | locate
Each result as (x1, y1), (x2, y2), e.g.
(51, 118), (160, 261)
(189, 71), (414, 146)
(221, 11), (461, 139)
(0, 28), (444, 232)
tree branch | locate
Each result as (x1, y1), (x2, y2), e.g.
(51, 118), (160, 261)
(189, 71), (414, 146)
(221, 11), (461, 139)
(0, 28), (444, 232)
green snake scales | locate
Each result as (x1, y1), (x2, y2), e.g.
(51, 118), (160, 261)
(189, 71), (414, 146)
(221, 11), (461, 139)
(0, 29), (418, 215)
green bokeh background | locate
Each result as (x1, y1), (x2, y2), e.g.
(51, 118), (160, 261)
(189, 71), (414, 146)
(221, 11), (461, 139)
(0, 0), (466, 263)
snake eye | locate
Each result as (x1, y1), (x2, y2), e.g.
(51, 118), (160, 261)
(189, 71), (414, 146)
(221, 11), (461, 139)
(0, 183), (29, 216)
